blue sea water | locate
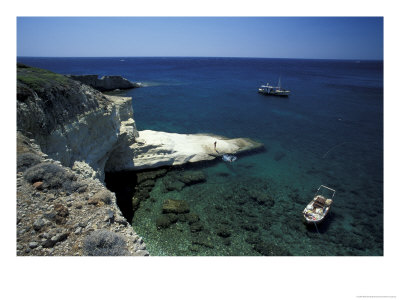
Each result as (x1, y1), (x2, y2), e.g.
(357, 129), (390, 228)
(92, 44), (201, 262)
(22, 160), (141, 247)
(18, 57), (383, 255)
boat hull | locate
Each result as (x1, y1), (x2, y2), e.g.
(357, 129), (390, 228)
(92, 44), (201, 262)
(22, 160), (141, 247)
(303, 212), (329, 224)
(258, 89), (290, 97)
(303, 201), (331, 224)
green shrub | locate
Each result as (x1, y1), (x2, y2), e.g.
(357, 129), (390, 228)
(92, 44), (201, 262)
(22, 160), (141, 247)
(83, 230), (129, 256)
(17, 65), (69, 90)
(23, 162), (82, 192)
(17, 153), (42, 172)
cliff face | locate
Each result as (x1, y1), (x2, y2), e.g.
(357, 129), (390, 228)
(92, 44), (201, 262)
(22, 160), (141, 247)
(67, 74), (141, 92)
(17, 64), (138, 181)
(17, 64), (263, 180)
(17, 131), (149, 256)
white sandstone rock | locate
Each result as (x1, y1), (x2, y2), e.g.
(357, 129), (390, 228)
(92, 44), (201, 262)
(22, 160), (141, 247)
(42, 95), (138, 181)
(121, 130), (263, 170)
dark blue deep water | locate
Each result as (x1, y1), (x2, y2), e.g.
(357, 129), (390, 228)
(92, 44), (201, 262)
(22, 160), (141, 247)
(18, 57), (383, 255)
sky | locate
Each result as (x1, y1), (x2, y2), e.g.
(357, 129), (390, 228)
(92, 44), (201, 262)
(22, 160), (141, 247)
(17, 17), (383, 60)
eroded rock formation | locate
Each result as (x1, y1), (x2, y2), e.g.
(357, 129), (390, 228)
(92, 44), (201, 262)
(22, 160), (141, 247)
(16, 64), (264, 256)
(18, 65), (263, 180)
(17, 64), (138, 181)
(107, 130), (264, 171)
(67, 74), (141, 91)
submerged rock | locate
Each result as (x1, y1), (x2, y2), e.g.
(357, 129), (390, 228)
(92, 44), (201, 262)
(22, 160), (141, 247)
(136, 169), (167, 184)
(216, 225), (231, 238)
(132, 197), (141, 212)
(163, 178), (185, 192)
(139, 179), (156, 188)
(163, 170), (206, 192)
(253, 241), (292, 256)
(177, 214), (187, 222)
(185, 213), (200, 225)
(162, 199), (190, 214)
(179, 171), (206, 185)
(156, 213), (178, 229)
(189, 221), (204, 233)
(192, 234), (214, 249)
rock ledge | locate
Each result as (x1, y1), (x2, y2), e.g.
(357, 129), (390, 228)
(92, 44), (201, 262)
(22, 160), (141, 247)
(67, 74), (141, 91)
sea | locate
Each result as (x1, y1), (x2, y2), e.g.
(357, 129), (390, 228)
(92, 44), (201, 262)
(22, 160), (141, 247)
(17, 57), (384, 256)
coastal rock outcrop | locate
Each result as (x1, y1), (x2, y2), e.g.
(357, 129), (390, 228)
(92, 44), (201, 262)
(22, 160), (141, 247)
(16, 64), (264, 256)
(17, 64), (139, 181)
(67, 74), (141, 92)
(106, 130), (264, 171)
(17, 64), (263, 179)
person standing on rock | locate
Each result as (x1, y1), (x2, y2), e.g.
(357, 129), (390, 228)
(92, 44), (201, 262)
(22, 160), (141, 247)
(214, 141), (217, 152)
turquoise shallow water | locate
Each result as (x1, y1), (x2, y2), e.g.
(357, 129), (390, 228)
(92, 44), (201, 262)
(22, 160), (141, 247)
(18, 57), (383, 255)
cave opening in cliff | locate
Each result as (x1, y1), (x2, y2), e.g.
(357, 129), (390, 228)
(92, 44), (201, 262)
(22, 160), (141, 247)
(104, 171), (138, 224)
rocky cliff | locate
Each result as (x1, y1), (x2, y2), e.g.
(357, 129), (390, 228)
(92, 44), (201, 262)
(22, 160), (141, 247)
(17, 64), (148, 256)
(16, 64), (263, 256)
(17, 64), (139, 181)
(17, 64), (263, 180)
(67, 74), (141, 91)
(17, 132), (149, 256)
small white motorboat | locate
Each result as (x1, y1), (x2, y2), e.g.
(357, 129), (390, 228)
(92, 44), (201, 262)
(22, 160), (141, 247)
(303, 185), (335, 224)
(222, 154), (237, 162)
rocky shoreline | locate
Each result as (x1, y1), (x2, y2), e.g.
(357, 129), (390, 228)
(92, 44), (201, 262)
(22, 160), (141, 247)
(17, 133), (149, 256)
(111, 130), (264, 171)
(16, 64), (264, 256)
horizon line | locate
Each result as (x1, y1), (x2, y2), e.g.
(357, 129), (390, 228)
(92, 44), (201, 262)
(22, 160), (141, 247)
(16, 55), (383, 61)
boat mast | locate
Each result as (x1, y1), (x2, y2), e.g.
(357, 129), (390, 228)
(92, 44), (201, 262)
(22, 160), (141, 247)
(278, 76), (281, 89)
